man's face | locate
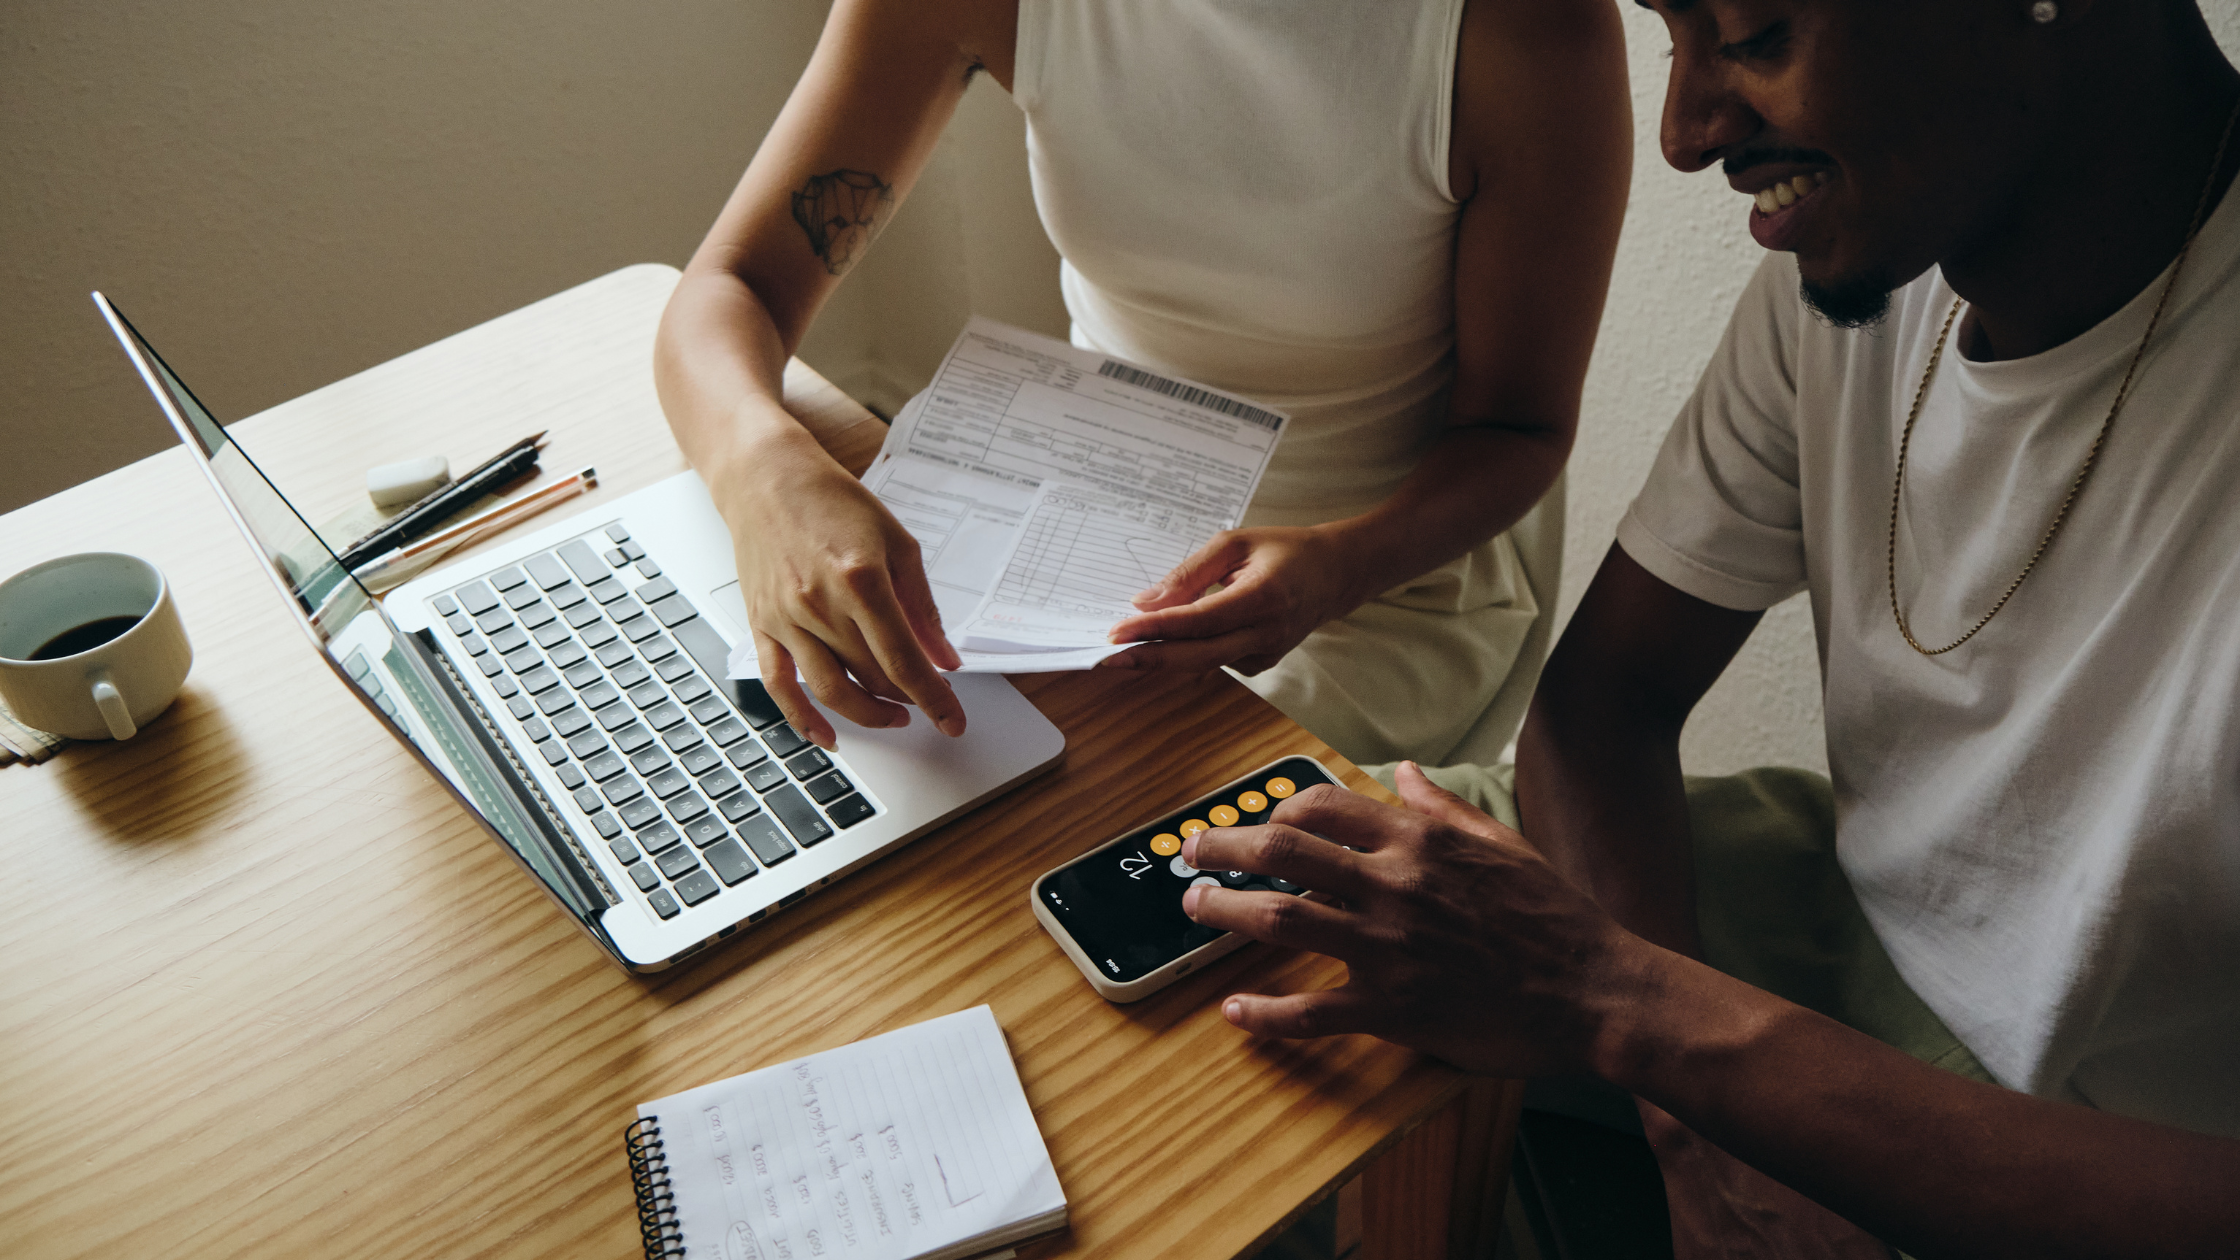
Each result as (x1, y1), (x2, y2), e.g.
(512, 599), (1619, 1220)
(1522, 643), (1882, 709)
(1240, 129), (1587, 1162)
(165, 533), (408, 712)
(1647, 0), (2046, 325)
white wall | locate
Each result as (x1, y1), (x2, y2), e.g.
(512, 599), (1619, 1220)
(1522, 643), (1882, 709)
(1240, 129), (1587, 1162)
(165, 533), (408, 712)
(9, 1), (2236, 776)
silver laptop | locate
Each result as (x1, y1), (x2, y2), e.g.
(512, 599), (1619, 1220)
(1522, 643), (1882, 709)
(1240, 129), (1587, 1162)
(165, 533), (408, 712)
(95, 293), (1066, 971)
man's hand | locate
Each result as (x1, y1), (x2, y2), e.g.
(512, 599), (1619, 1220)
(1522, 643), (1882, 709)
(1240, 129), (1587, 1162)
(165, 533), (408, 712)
(1178, 761), (1643, 1078)
(1099, 526), (1370, 677)
(718, 430), (964, 750)
(1642, 1101), (1894, 1259)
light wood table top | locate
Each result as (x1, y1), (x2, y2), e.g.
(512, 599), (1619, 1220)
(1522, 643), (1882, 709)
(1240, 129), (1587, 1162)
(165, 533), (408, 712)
(0, 267), (1469, 1260)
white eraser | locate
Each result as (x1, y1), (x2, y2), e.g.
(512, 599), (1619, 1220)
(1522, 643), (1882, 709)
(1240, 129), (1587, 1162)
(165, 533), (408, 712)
(367, 456), (451, 508)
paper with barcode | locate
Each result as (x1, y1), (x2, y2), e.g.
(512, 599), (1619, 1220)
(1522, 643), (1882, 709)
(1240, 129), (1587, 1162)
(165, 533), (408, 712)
(816, 317), (1285, 676)
(639, 1005), (1065, 1260)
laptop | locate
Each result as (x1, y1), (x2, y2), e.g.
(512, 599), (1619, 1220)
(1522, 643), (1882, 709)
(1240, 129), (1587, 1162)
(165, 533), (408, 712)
(93, 291), (1066, 972)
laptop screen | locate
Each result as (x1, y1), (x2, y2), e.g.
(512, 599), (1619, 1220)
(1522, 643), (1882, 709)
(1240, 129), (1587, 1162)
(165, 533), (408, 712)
(93, 294), (609, 921)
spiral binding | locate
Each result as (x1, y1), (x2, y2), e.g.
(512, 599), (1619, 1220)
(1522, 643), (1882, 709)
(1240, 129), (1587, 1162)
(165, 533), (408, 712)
(625, 1116), (687, 1258)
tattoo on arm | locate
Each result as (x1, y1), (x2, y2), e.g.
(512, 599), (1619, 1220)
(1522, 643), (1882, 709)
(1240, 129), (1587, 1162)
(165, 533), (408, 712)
(791, 169), (893, 276)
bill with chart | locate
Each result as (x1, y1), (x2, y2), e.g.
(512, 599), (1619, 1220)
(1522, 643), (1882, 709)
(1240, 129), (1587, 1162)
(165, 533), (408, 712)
(729, 318), (1286, 680)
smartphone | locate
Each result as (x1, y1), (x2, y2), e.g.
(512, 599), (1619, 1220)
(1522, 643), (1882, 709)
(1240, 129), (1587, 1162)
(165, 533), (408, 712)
(1031, 755), (1339, 1002)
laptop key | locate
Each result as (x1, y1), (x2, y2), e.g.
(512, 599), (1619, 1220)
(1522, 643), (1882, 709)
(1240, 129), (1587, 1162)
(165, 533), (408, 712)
(606, 523), (631, 543)
(744, 759), (787, 792)
(786, 748), (832, 780)
(474, 607), (513, 635)
(627, 861), (660, 892)
(524, 553), (572, 590)
(476, 654), (505, 678)
(668, 792), (710, 824)
(635, 576), (677, 604)
(648, 767), (692, 799)
(684, 815), (727, 848)
(505, 645), (543, 675)
(639, 821), (683, 852)
(627, 680), (668, 710)
(517, 602), (558, 631)
(621, 615), (662, 644)
(584, 750), (627, 782)
(489, 672), (520, 699)
(689, 696), (729, 726)
(644, 701), (686, 731)
(763, 723), (809, 758)
(521, 717), (551, 743)
(548, 582), (588, 611)
(725, 738), (766, 769)
(663, 724), (704, 755)
(636, 558), (662, 579)
(704, 839), (755, 886)
(579, 619), (618, 649)
(596, 639), (637, 669)
(698, 766), (743, 800)
(432, 594), (460, 617)
(588, 577), (629, 604)
(717, 790), (761, 824)
(654, 653), (696, 683)
(680, 745), (723, 777)
(598, 704), (640, 732)
(563, 601), (605, 629)
(735, 815), (795, 866)
(610, 659), (652, 690)
(605, 547), (629, 568)
(488, 625), (529, 655)
(573, 786), (605, 814)
(608, 837), (640, 864)
(764, 785), (832, 846)
(656, 845), (701, 881)
(647, 888), (680, 919)
(612, 722), (655, 754)
(648, 594), (698, 629)
(549, 705), (592, 737)
(502, 583), (542, 610)
(588, 810), (620, 839)
(706, 716), (749, 748)
(507, 696), (536, 721)
(546, 639), (587, 669)
(629, 745), (673, 776)
(734, 682), (787, 730)
(640, 633), (678, 662)
(519, 665), (559, 694)
(533, 621), (574, 649)
(620, 797), (662, 830)
(804, 771), (852, 805)
(674, 867), (721, 907)
(601, 775), (644, 806)
(491, 565), (529, 591)
(535, 687), (576, 716)
(619, 537), (645, 558)
(569, 729), (610, 759)
(562, 660), (603, 689)
(557, 538), (607, 586)
(826, 793), (875, 829)
(555, 761), (584, 787)
(455, 581), (499, 615)
(673, 674), (714, 706)
(578, 680), (622, 711)
(448, 614), (475, 638)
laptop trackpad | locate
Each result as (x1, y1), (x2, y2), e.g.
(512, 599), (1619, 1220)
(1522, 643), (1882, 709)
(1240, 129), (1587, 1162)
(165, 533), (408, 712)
(707, 581), (750, 641)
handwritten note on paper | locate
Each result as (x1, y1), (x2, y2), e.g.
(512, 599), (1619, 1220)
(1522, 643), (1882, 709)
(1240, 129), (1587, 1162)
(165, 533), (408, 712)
(642, 1006), (1064, 1260)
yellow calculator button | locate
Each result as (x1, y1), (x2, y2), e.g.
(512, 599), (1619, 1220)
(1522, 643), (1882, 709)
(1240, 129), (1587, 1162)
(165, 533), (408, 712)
(1179, 818), (1210, 838)
(1149, 833), (1182, 856)
(1238, 791), (1268, 813)
(1208, 804), (1240, 828)
(1265, 777), (1297, 799)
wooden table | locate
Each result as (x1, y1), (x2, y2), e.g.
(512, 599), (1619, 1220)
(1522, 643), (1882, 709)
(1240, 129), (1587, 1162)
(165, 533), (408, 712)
(0, 268), (1512, 1260)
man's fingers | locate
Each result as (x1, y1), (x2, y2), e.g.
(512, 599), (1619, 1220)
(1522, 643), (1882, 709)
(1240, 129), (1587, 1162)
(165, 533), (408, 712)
(1184, 883), (1363, 955)
(1220, 985), (1386, 1041)
(1130, 533), (1251, 610)
(1184, 823), (1369, 899)
(1392, 761), (1521, 846)
(1265, 782), (1417, 852)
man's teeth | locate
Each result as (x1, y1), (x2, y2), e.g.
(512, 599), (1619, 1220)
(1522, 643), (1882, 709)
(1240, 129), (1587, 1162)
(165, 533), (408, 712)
(1753, 173), (1830, 214)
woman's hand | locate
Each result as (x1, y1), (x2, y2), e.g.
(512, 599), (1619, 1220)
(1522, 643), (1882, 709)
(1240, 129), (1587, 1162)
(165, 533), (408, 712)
(716, 430), (964, 750)
(1099, 525), (1373, 676)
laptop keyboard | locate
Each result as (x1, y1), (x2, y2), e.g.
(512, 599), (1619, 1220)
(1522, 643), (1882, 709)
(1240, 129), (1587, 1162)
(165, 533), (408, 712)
(427, 522), (878, 922)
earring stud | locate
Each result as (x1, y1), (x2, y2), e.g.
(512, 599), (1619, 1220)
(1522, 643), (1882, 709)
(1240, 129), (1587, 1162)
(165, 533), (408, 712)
(2032, 0), (2058, 22)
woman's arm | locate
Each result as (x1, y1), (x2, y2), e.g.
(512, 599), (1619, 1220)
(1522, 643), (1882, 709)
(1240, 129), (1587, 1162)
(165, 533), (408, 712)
(654, 0), (1012, 749)
(1104, 0), (1629, 674)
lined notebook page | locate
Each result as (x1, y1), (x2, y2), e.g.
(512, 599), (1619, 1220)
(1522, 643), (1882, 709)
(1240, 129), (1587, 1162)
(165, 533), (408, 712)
(642, 1006), (1065, 1260)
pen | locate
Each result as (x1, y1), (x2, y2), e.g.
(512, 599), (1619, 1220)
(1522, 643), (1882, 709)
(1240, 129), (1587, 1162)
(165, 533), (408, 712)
(354, 466), (597, 593)
(334, 437), (545, 570)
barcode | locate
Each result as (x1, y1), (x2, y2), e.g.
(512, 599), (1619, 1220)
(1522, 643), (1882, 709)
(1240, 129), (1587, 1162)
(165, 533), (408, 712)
(1097, 361), (1282, 431)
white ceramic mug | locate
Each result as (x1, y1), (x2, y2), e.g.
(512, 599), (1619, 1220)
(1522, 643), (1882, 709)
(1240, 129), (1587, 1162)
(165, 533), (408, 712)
(0, 553), (193, 741)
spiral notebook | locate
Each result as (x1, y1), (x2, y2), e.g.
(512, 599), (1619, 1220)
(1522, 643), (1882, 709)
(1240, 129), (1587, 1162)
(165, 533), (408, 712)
(627, 1006), (1066, 1260)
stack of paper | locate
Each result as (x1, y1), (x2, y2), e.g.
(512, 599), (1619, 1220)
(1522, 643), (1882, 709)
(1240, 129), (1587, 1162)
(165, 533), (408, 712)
(729, 318), (1287, 681)
(634, 1005), (1064, 1260)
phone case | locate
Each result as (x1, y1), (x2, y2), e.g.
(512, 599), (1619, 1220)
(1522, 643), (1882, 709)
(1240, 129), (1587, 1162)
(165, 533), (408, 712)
(1030, 756), (1341, 1003)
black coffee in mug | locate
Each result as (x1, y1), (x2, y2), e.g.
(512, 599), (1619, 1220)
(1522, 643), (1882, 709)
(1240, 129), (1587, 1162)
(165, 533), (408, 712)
(29, 615), (144, 661)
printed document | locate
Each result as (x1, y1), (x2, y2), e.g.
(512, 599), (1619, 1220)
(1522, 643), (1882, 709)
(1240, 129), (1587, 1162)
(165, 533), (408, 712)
(728, 318), (1285, 681)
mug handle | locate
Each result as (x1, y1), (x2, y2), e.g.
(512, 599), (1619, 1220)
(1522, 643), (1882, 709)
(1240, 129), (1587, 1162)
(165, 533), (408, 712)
(90, 672), (138, 740)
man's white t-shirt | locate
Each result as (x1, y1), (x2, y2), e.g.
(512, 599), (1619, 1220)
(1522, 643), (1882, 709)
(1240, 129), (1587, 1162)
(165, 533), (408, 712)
(1618, 186), (2240, 1138)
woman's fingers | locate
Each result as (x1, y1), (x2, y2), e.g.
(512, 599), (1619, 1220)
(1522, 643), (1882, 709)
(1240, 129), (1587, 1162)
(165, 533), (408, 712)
(891, 547), (964, 673)
(773, 626), (906, 744)
(851, 567), (966, 737)
(753, 632), (838, 749)
(1130, 532), (1252, 611)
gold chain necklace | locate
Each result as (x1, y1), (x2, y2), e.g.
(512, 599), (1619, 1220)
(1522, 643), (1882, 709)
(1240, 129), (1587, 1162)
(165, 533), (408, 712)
(1887, 98), (2240, 656)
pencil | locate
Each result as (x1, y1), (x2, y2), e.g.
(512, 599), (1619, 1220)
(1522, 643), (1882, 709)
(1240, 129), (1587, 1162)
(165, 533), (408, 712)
(354, 466), (597, 591)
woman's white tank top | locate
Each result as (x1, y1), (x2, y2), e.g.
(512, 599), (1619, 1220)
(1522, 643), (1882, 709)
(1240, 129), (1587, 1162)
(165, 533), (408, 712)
(1013, 0), (1468, 527)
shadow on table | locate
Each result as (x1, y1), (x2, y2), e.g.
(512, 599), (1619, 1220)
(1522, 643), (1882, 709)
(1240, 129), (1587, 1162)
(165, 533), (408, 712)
(51, 686), (247, 843)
